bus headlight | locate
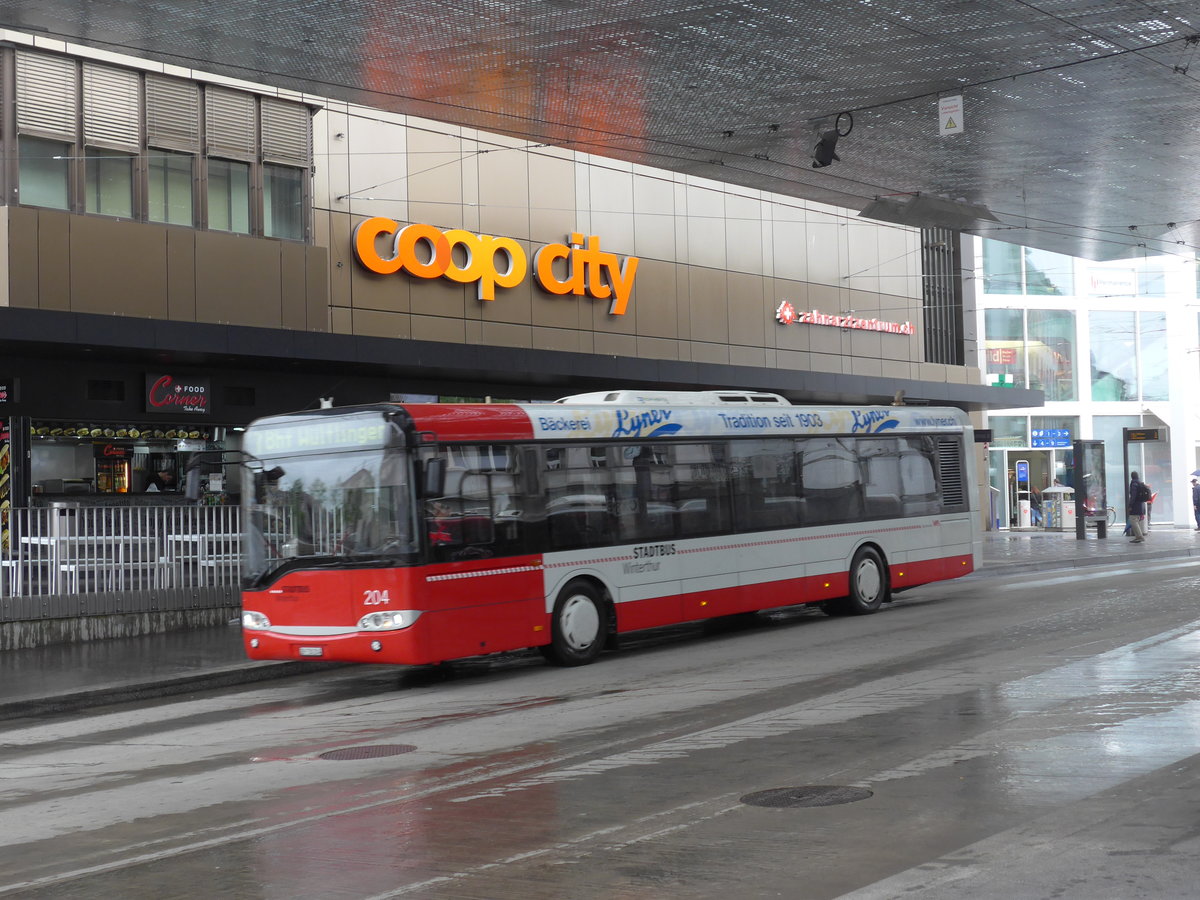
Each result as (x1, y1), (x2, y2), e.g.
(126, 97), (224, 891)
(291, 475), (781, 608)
(357, 610), (422, 631)
(243, 611), (271, 630)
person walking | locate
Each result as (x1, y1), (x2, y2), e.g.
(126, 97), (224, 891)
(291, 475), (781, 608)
(1127, 471), (1150, 543)
(1192, 477), (1200, 531)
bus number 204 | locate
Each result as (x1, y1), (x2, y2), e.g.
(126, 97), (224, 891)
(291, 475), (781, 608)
(363, 590), (391, 606)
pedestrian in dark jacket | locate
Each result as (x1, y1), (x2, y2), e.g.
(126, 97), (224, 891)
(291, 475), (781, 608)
(1127, 471), (1149, 543)
(1191, 478), (1200, 531)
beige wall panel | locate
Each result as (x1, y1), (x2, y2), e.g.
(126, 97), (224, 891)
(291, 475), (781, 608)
(636, 336), (680, 361)
(411, 314), (466, 344)
(844, 221), (881, 293)
(409, 275), (468, 321)
(776, 349), (811, 371)
(674, 262), (693, 341)
(876, 223), (912, 288)
(806, 220), (844, 287)
(771, 220), (807, 281)
(530, 208), (580, 249)
(809, 352), (845, 374)
(69, 218), (167, 317)
(726, 271), (767, 347)
(166, 229), (197, 321)
(8, 208), (40, 308)
(773, 318), (811, 352)
(531, 281), (583, 330)
(848, 289), (885, 317)
(280, 242), (309, 330)
(879, 335), (915, 362)
(352, 308), (411, 339)
(406, 128), (462, 209)
(589, 290), (635, 335)
(686, 214), (726, 271)
(848, 329), (883, 360)
(690, 341), (730, 365)
(351, 267), (411, 314)
(632, 176), (676, 260)
(593, 331), (637, 357)
(481, 264), (533, 325)
(195, 233), (283, 327)
(37, 209), (72, 311)
(881, 360), (915, 380)
(330, 306), (352, 334)
(682, 267), (727, 343)
(481, 321), (533, 349)
(463, 318), (482, 344)
(305, 247), (330, 331)
(324, 211), (354, 308)
(920, 362), (950, 383)
(630, 259), (677, 339)
(850, 356), (884, 377)
(529, 153), (575, 210)
(341, 114), (407, 222)
(531, 326), (583, 354)
(725, 193), (763, 275)
(478, 150), (530, 240)
(729, 345), (767, 368)
(807, 282), (847, 313)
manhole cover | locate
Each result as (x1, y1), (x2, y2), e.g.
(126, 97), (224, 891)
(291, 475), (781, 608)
(740, 786), (873, 808)
(319, 744), (417, 760)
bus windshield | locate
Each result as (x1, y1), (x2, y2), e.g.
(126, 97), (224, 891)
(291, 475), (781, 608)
(242, 444), (416, 583)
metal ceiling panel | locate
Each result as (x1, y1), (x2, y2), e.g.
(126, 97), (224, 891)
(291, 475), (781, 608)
(2, 0), (1200, 259)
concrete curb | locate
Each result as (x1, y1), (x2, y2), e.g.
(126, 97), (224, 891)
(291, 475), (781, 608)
(0, 659), (348, 721)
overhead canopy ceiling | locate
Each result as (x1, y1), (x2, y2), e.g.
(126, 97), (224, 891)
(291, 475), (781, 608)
(3, 0), (1200, 261)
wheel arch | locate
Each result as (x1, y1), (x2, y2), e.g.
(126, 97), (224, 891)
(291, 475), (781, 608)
(545, 570), (617, 635)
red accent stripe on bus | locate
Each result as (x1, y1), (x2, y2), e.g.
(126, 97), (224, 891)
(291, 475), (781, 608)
(401, 403), (535, 441)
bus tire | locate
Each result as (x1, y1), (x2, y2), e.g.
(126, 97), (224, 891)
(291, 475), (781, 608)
(822, 546), (888, 617)
(541, 580), (607, 666)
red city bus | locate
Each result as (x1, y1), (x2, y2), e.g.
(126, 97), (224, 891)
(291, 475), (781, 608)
(239, 391), (981, 667)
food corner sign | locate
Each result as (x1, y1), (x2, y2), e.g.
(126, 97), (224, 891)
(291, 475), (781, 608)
(353, 218), (639, 315)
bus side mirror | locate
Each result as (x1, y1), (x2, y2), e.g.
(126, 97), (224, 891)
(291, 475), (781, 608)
(254, 466), (286, 503)
(422, 457), (446, 498)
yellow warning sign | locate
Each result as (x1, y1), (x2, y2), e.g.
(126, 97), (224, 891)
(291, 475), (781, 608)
(939, 95), (963, 137)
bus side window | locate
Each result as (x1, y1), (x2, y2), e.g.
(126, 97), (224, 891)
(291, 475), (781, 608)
(672, 442), (731, 537)
(799, 437), (864, 524)
(899, 437), (940, 516)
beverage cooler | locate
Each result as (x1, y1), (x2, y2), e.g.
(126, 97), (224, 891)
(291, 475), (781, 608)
(94, 446), (131, 493)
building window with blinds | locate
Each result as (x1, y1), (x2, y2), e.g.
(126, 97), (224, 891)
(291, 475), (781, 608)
(18, 136), (71, 209)
(208, 158), (252, 234)
(85, 149), (134, 218)
(10, 49), (313, 240)
(148, 151), (195, 226)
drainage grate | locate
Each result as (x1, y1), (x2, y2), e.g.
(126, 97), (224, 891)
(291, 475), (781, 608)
(740, 786), (873, 808)
(319, 744), (417, 761)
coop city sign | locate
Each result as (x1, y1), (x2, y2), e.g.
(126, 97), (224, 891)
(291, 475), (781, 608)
(353, 218), (639, 315)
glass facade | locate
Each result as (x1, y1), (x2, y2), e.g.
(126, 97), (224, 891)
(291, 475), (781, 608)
(1089, 311), (1137, 400)
(207, 159), (251, 234)
(149, 151), (195, 226)
(18, 136), (70, 210)
(264, 164), (304, 240)
(982, 240), (1074, 296)
(984, 309), (1026, 389)
(1027, 309), (1076, 401)
(84, 150), (134, 218)
(1024, 247), (1073, 296)
(1139, 310), (1169, 401)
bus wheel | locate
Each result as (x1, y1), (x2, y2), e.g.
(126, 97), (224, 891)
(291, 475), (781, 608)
(541, 581), (606, 666)
(822, 547), (888, 617)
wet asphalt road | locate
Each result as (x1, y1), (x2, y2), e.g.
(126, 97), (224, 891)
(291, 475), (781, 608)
(3, 557), (1200, 899)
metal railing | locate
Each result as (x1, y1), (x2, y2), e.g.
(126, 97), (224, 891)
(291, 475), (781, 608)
(1, 505), (241, 606)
